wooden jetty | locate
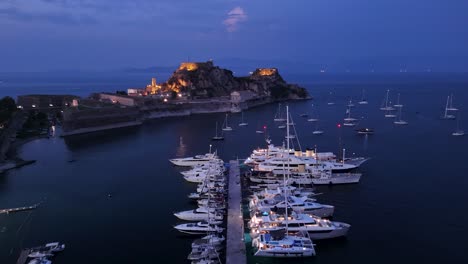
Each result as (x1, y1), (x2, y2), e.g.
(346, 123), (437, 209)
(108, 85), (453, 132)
(226, 160), (246, 264)
(0, 203), (40, 215)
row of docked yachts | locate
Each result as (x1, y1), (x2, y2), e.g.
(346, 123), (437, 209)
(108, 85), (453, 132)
(170, 152), (226, 264)
(245, 105), (362, 258)
(245, 139), (368, 185)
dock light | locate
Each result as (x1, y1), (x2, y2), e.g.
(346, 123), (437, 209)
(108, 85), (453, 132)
(49, 104), (54, 107)
(32, 104), (36, 108)
(263, 125), (267, 129)
(163, 98), (168, 102)
(337, 123), (341, 128)
(17, 105), (23, 109)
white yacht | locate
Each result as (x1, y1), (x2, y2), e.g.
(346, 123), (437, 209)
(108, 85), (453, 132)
(251, 195), (334, 218)
(256, 156), (359, 173)
(308, 169), (361, 185)
(252, 230), (316, 257)
(250, 212), (350, 240)
(188, 245), (219, 261)
(447, 94), (458, 111)
(170, 152), (220, 167)
(174, 208), (223, 221)
(174, 221), (224, 235)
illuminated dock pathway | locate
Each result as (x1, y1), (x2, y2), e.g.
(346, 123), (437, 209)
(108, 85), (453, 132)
(226, 160), (246, 264)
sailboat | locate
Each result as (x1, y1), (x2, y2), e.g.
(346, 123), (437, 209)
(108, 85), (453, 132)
(239, 112), (248, 126)
(343, 106), (357, 126)
(222, 114), (233, 131)
(380, 89), (395, 111)
(212, 122), (224, 141)
(274, 103), (286, 122)
(347, 99), (355, 107)
(327, 92), (335, 105)
(312, 122), (323, 135)
(252, 105), (316, 258)
(358, 89), (368, 104)
(307, 104), (319, 122)
(393, 93), (403, 108)
(442, 95), (456, 120)
(447, 94), (458, 111)
(452, 113), (464, 136)
(394, 106), (408, 125)
(384, 108), (397, 118)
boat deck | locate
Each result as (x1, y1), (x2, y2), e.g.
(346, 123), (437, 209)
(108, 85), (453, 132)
(226, 160), (246, 264)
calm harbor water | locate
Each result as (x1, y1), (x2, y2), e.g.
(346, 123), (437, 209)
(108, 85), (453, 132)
(1, 73), (468, 263)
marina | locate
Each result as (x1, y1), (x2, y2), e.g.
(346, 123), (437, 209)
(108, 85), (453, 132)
(1, 80), (468, 263)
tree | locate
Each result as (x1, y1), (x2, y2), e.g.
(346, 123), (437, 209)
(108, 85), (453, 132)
(0, 96), (16, 123)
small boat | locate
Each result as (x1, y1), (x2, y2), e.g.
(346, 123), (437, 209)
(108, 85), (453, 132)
(358, 89), (368, 104)
(356, 128), (374, 134)
(447, 94), (458, 111)
(344, 106), (357, 122)
(239, 112), (248, 126)
(327, 91), (335, 105)
(343, 122), (356, 127)
(256, 130), (265, 134)
(221, 114), (233, 131)
(452, 113), (464, 136)
(212, 122), (224, 141)
(278, 125), (286, 129)
(28, 252), (53, 258)
(393, 93), (403, 107)
(312, 122), (323, 135)
(174, 221), (224, 235)
(252, 230), (316, 258)
(394, 106), (408, 125)
(347, 99), (355, 107)
(299, 113), (308, 117)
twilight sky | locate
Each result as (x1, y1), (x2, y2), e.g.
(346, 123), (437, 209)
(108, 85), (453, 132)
(1, 0), (468, 72)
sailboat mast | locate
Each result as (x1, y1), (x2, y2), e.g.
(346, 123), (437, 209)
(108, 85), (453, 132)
(445, 96), (450, 118)
(385, 90), (389, 108)
(285, 105), (290, 232)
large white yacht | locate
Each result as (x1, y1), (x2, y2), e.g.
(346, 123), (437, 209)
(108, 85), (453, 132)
(250, 195), (334, 218)
(250, 212), (350, 240)
(170, 151), (220, 167)
(252, 230), (316, 257)
(174, 221), (224, 235)
(255, 155), (360, 173)
(174, 208), (224, 221)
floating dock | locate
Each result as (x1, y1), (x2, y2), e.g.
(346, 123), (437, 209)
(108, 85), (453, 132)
(0, 203), (40, 215)
(226, 160), (246, 264)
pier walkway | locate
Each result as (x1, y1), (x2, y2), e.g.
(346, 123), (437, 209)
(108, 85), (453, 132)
(226, 160), (246, 264)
